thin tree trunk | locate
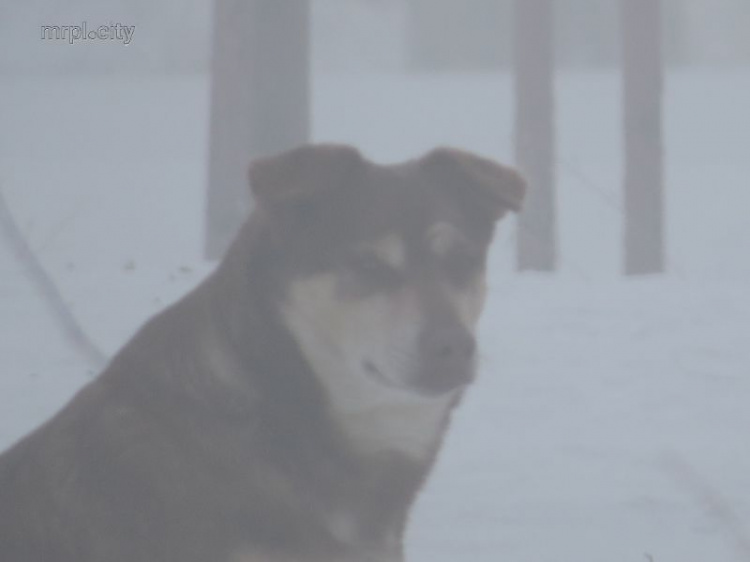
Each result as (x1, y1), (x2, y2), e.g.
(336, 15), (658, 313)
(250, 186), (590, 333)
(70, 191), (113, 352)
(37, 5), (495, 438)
(621, 0), (664, 275)
(205, 0), (310, 260)
(514, 0), (557, 272)
(0, 189), (106, 373)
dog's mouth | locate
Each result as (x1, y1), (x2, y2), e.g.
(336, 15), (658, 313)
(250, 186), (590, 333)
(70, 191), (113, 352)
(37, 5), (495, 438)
(362, 357), (472, 397)
(362, 358), (402, 390)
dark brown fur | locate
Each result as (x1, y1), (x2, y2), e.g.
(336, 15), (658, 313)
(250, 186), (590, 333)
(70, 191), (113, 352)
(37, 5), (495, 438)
(0, 145), (525, 562)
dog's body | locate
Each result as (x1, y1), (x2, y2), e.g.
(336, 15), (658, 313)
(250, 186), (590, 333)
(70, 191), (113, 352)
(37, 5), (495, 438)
(0, 145), (524, 561)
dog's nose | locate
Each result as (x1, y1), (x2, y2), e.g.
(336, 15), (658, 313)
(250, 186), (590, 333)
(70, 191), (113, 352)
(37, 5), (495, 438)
(416, 325), (477, 395)
(423, 326), (476, 362)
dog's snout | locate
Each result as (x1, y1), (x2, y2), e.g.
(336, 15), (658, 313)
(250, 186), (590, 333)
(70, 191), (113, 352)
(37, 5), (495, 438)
(414, 325), (477, 395)
(423, 326), (476, 361)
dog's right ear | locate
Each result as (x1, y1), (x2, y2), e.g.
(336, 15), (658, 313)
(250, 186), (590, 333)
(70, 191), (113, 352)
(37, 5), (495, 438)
(249, 144), (364, 209)
(421, 147), (527, 220)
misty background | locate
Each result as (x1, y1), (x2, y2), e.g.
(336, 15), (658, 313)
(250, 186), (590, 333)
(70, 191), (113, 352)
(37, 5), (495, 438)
(4, 0), (750, 73)
(1, 1), (749, 560)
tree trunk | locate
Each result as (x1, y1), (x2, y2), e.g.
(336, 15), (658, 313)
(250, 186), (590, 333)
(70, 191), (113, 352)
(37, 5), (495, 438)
(205, 0), (310, 260)
(621, 0), (664, 275)
(514, 0), (557, 271)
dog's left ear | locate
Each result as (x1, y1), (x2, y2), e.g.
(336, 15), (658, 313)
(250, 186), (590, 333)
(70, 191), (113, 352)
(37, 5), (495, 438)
(249, 144), (364, 209)
(422, 147), (527, 219)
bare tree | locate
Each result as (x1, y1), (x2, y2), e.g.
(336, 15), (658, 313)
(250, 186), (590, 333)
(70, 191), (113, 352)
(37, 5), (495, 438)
(621, 0), (664, 275)
(513, 0), (557, 271)
(205, 0), (310, 260)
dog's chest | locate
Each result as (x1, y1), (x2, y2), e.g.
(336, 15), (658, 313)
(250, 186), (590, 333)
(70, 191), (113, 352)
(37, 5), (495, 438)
(339, 394), (454, 461)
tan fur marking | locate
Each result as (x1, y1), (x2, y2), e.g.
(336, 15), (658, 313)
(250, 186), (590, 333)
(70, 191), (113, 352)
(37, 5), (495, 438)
(365, 234), (406, 270)
(427, 222), (464, 257)
(452, 275), (488, 330)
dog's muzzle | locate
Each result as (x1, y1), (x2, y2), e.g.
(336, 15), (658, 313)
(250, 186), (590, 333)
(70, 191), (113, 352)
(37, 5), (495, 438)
(414, 325), (477, 396)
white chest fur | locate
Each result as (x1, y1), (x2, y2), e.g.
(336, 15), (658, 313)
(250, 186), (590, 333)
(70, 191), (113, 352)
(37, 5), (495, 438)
(336, 390), (453, 460)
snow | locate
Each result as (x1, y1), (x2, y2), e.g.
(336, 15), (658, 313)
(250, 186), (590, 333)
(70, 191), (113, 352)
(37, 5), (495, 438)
(1, 70), (749, 561)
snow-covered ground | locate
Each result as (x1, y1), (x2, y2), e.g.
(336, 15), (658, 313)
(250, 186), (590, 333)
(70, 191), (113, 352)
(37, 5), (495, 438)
(1, 70), (749, 561)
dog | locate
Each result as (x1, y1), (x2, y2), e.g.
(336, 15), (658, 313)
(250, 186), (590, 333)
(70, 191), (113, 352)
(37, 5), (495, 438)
(0, 144), (525, 562)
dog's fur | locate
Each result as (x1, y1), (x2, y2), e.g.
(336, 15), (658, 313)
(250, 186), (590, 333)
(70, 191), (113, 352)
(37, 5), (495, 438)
(0, 145), (525, 562)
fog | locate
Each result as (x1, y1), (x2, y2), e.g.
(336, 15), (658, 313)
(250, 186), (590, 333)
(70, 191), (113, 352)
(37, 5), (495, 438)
(1, 1), (749, 561)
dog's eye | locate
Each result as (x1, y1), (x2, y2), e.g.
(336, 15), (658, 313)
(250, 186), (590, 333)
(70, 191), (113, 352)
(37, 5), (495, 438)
(442, 249), (482, 286)
(345, 254), (402, 289)
(351, 255), (392, 276)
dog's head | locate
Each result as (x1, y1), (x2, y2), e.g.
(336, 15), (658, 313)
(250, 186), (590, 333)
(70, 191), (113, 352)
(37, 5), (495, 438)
(248, 144), (525, 401)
